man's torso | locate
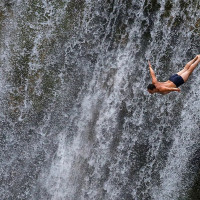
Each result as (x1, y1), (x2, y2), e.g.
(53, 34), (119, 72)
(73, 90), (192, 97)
(155, 81), (177, 94)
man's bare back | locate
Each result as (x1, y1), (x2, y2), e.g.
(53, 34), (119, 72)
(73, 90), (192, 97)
(147, 55), (200, 95)
(151, 80), (180, 95)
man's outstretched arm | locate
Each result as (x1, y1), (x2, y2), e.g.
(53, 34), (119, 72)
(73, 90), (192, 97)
(161, 87), (181, 92)
(148, 61), (157, 84)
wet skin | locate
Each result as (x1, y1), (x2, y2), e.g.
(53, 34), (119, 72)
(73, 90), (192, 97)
(147, 55), (200, 95)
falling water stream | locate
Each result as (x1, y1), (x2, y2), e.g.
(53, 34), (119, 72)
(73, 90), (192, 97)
(1, 0), (200, 200)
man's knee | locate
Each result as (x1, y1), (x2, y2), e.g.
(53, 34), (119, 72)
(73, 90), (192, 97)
(184, 64), (190, 70)
(188, 65), (195, 73)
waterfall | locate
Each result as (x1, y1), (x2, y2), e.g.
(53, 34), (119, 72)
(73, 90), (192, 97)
(1, 0), (200, 199)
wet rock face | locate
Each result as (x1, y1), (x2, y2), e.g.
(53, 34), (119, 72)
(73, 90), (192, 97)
(187, 149), (200, 200)
(0, 0), (200, 199)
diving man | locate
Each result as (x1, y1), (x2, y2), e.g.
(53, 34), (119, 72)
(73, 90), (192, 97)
(147, 55), (200, 95)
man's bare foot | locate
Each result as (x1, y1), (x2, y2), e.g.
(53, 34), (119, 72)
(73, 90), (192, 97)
(197, 55), (200, 62)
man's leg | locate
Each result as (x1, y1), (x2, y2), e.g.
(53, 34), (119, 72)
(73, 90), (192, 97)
(177, 55), (199, 75)
(179, 55), (200, 82)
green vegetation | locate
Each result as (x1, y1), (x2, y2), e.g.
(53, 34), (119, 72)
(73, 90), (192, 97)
(161, 0), (173, 18)
(179, 0), (190, 10)
(186, 170), (200, 200)
(172, 15), (184, 29)
(6, 0), (88, 121)
(0, 10), (5, 32)
(59, 0), (85, 33)
(143, 0), (161, 15)
(191, 18), (200, 34)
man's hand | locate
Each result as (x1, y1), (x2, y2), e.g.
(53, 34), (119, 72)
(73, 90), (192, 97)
(148, 61), (157, 84)
(148, 61), (151, 68)
(165, 87), (181, 92)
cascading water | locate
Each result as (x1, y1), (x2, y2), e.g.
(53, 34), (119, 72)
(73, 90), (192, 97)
(1, 0), (200, 199)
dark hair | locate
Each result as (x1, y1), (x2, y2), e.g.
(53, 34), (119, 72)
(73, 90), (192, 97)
(147, 84), (156, 90)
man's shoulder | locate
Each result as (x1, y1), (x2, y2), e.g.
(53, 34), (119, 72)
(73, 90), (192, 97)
(154, 82), (163, 88)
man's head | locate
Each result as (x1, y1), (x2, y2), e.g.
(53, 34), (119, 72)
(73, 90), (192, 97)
(147, 84), (156, 94)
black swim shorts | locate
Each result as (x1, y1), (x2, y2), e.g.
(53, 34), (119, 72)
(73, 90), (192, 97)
(169, 74), (184, 87)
